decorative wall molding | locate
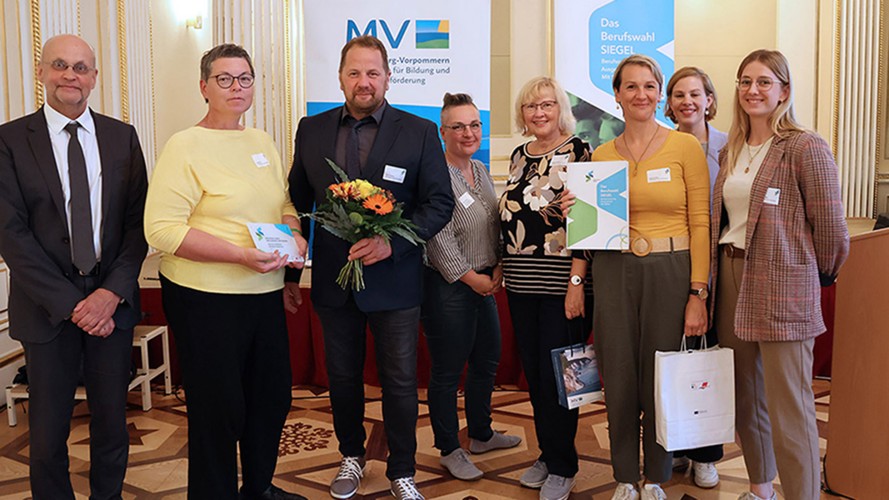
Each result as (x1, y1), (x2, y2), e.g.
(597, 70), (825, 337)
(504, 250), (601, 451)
(835, 0), (882, 217)
(212, 0), (300, 163)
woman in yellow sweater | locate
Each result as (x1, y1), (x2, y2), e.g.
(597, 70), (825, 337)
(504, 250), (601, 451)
(144, 44), (307, 500)
(565, 54), (710, 500)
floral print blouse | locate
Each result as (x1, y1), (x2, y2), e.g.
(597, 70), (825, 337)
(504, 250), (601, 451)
(499, 136), (591, 295)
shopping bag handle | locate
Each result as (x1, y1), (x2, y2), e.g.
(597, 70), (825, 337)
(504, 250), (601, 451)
(680, 335), (708, 352)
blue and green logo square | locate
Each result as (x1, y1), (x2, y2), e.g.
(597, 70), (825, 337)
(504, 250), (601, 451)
(416, 20), (449, 48)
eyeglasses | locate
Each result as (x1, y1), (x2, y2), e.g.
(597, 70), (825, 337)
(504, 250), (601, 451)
(46, 59), (94, 75)
(443, 121), (482, 133)
(522, 100), (558, 113)
(736, 77), (780, 91)
(209, 72), (255, 89)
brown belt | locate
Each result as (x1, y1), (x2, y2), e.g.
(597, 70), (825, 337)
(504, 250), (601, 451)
(622, 235), (690, 257)
(722, 245), (745, 259)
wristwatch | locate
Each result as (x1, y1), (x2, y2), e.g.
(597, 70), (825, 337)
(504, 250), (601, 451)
(689, 287), (709, 301)
(570, 274), (584, 286)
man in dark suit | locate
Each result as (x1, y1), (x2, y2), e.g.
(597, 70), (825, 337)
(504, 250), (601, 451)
(286, 35), (453, 500)
(0, 34), (148, 499)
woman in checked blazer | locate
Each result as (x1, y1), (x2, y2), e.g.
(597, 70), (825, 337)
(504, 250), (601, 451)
(710, 49), (849, 500)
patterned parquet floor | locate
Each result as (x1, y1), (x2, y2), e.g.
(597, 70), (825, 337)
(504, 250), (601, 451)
(0, 380), (834, 499)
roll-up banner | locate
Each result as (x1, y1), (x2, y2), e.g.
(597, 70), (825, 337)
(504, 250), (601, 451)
(303, 0), (492, 166)
(554, 0), (675, 149)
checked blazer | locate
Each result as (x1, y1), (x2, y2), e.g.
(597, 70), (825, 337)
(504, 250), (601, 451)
(710, 130), (849, 342)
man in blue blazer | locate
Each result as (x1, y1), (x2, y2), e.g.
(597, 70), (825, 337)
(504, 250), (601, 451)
(0, 35), (147, 499)
(287, 35), (453, 500)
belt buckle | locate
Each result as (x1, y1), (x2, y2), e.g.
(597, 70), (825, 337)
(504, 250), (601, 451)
(630, 235), (652, 257)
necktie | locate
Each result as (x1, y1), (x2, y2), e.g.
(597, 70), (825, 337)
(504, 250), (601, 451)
(65, 122), (97, 274)
(345, 117), (373, 179)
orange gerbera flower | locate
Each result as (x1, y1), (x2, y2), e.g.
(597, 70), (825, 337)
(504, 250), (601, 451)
(362, 193), (394, 215)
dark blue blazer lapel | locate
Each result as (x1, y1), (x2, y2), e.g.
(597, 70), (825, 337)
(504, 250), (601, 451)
(26, 109), (68, 232)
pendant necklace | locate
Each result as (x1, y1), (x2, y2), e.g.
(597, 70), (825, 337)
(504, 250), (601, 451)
(623, 126), (660, 175)
(744, 138), (770, 174)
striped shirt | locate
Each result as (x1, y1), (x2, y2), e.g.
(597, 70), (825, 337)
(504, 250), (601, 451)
(425, 159), (500, 283)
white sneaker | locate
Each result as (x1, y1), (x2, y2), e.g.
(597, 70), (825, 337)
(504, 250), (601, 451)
(691, 460), (719, 488)
(738, 491), (777, 500)
(330, 456), (365, 499)
(390, 477), (424, 500)
(611, 482), (639, 500)
(640, 483), (666, 500)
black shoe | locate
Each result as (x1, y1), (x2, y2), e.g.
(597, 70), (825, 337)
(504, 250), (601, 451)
(240, 484), (307, 500)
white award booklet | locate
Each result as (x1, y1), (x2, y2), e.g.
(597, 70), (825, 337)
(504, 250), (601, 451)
(566, 161), (629, 250)
(247, 223), (304, 263)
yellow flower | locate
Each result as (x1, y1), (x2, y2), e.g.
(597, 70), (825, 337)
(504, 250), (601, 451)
(353, 179), (377, 199)
(362, 193), (394, 215)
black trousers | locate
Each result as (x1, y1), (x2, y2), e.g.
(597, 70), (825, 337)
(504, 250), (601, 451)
(314, 296), (420, 480)
(506, 291), (592, 478)
(23, 274), (133, 500)
(421, 268), (501, 453)
(161, 275), (293, 500)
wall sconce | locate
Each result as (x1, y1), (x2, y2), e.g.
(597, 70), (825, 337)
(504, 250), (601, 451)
(186, 15), (203, 30)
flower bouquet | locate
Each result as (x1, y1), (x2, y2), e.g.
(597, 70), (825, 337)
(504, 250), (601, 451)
(301, 159), (424, 291)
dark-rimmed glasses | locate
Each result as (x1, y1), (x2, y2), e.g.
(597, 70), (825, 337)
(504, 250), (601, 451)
(209, 72), (255, 89)
(443, 121), (482, 133)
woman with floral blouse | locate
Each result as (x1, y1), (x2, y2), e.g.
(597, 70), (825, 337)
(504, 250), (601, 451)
(499, 76), (592, 500)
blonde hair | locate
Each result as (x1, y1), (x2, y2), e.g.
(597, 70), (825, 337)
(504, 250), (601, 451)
(514, 76), (576, 136)
(664, 66), (718, 123)
(725, 49), (805, 172)
(612, 54), (664, 94)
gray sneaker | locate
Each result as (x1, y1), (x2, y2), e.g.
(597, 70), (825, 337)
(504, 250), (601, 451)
(440, 448), (483, 481)
(390, 476), (424, 500)
(539, 474), (575, 500)
(330, 456), (365, 499)
(519, 460), (549, 488)
(469, 431), (522, 454)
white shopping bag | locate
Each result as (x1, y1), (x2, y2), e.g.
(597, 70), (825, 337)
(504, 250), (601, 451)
(654, 337), (735, 451)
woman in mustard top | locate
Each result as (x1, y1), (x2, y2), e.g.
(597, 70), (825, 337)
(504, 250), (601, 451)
(565, 55), (710, 500)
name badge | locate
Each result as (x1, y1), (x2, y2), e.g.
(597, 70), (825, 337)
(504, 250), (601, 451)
(764, 187), (781, 206)
(383, 165), (407, 184)
(458, 191), (475, 208)
(647, 167), (671, 183)
(550, 154), (570, 166)
(252, 153), (270, 168)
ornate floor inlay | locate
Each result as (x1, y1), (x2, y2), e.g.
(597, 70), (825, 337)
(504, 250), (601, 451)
(0, 380), (833, 499)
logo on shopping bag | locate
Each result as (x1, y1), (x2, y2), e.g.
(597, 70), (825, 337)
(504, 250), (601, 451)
(690, 379), (710, 391)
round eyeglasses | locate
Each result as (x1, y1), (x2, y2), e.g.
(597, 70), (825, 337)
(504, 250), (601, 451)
(736, 77), (780, 91)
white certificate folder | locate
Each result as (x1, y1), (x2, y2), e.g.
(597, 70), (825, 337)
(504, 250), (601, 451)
(566, 161), (629, 250)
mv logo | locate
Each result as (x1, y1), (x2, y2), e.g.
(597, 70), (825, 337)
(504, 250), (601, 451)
(347, 19), (450, 49)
